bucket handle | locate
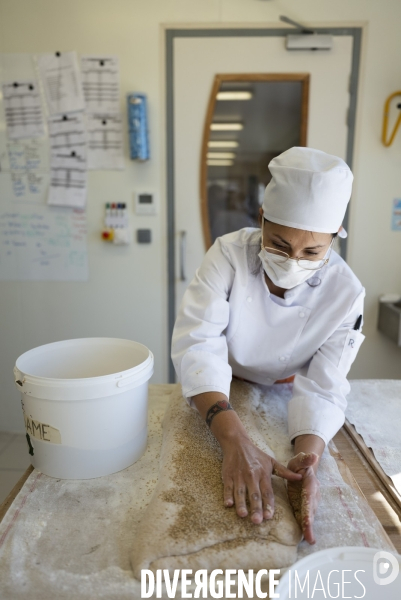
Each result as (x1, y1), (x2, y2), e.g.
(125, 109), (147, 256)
(13, 366), (25, 389)
(13, 364), (153, 391)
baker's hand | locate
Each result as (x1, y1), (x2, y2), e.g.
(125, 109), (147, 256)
(221, 436), (302, 525)
(287, 452), (321, 544)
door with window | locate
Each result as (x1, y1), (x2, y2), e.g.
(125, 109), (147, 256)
(169, 30), (359, 378)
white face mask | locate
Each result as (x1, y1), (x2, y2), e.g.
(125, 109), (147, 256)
(258, 248), (317, 289)
(258, 221), (333, 289)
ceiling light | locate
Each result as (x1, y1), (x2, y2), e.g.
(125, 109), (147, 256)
(207, 159), (234, 166)
(210, 123), (243, 131)
(208, 141), (239, 148)
(216, 91), (253, 101)
(207, 152), (236, 159)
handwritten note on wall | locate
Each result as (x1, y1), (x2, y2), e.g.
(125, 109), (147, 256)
(0, 204), (88, 281)
(5, 140), (49, 200)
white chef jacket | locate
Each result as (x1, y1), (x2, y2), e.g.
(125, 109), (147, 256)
(171, 228), (365, 445)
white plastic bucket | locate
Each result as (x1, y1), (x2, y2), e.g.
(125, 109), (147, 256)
(14, 338), (154, 479)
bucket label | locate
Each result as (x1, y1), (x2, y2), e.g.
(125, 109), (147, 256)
(23, 412), (62, 444)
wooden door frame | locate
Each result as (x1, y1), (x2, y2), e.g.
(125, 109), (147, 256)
(200, 73), (310, 251)
(166, 27), (363, 382)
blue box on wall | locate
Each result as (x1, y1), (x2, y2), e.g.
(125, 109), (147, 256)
(127, 93), (150, 161)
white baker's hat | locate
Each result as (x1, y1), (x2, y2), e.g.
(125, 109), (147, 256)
(262, 147), (353, 238)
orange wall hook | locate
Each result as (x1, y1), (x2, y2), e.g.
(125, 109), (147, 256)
(382, 91), (401, 147)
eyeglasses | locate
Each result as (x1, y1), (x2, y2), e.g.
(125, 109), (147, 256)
(261, 222), (335, 271)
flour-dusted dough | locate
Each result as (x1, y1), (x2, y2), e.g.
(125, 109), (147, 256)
(130, 380), (301, 578)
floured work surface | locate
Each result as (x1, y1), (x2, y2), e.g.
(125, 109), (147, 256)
(0, 383), (393, 600)
(131, 381), (302, 576)
(345, 379), (401, 503)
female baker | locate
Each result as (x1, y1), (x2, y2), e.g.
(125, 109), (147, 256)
(171, 147), (365, 544)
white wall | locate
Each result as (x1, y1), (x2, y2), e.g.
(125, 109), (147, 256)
(0, 0), (400, 431)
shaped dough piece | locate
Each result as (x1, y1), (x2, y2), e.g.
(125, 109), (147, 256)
(130, 380), (301, 577)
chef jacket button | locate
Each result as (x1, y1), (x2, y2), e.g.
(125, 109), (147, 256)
(299, 311), (305, 318)
(279, 356), (286, 362)
(247, 296), (252, 303)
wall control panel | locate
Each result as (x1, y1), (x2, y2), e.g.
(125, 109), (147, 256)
(102, 203), (131, 245)
(135, 192), (157, 215)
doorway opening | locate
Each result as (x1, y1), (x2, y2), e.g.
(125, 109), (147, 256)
(166, 27), (362, 382)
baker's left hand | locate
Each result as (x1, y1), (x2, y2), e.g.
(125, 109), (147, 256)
(287, 452), (321, 544)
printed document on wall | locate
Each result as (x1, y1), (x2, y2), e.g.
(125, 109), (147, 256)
(2, 80), (45, 139)
(87, 113), (124, 170)
(48, 112), (87, 208)
(81, 55), (120, 113)
(37, 52), (85, 115)
(0, 203), (88, 281)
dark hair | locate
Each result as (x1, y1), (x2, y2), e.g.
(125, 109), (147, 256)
(247, 228), (338, 285)
(247, 230), (263, 276)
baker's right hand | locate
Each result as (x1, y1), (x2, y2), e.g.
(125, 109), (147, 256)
(221, 435), (302, 524)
